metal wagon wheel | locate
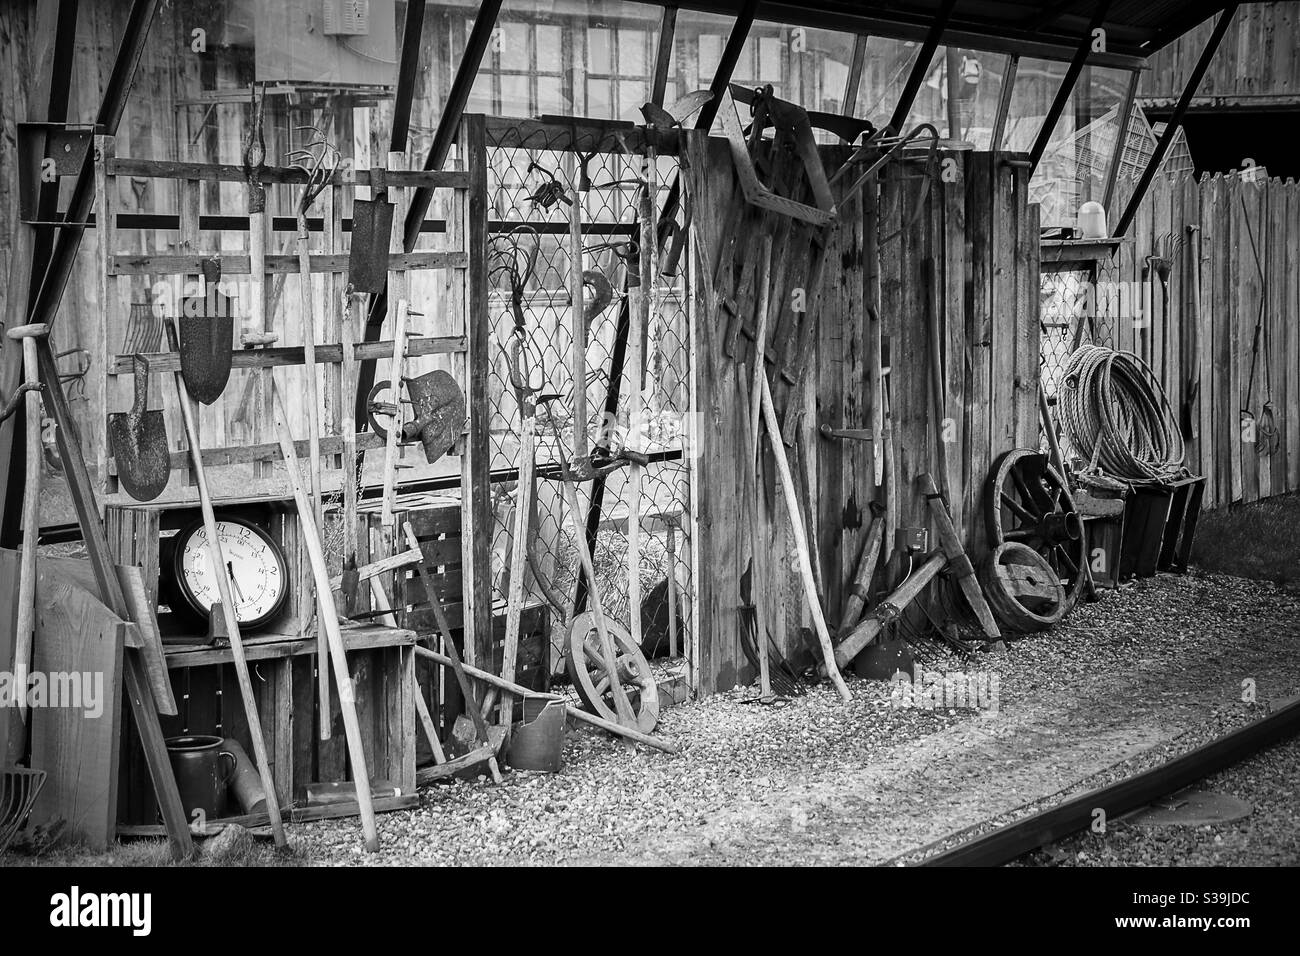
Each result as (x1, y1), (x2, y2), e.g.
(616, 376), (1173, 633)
(984, 449), (1087, 612)
(565, 611), (660, 734)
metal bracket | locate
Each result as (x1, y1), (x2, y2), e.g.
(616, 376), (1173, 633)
(819, 423), (873, 442)
(17, 122), (96, 223)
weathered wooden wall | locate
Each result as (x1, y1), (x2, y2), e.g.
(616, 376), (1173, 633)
(688, 134), (1040, 694)
(1081, 170), (1300, 511)
(1137, 4), (1300, 104)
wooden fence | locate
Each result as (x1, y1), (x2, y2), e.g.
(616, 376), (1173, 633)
(689, 139), (1040, 692)
(1054, 171), (1300, 512)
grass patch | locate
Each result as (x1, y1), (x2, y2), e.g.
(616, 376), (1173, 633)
(1191, 492), (1300, 588)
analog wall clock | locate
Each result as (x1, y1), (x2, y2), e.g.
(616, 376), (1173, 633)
(172, 517), (289, 630)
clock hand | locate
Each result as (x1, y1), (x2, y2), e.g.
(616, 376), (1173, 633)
(227, 561), (247, 603)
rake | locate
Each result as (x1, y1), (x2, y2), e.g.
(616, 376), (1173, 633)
(0, 767), (46, 855)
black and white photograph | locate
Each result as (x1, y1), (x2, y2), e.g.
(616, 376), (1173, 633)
(0, 0), (1293, 929)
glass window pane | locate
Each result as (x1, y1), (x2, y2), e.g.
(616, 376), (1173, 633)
(590, 28), (612, 74)
(856, 36), (922, 124)
(619, 29), (647, 75)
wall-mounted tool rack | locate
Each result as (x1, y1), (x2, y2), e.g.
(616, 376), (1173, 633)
(91, 125), (486, 515)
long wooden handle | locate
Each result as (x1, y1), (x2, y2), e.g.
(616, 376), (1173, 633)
(13, 337), (41, 723)
(271, 377), (379, 851)
(296, 210), (323, 528)
(497, 414), (536, 730)
(413, 645), (679, 754)
(167, 322), (287, 849)
(758, 371), (852, 701)
(401, 522), (503, 785)
(840, 512), (885, 631)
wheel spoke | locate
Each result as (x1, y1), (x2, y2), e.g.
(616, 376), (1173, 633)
(1009, 467), (1038, 512)
(594, 674), (611, 695)
(1001, 492), (1038, 525)
(1053, 544), (1080, 576)
(1004, 528), (1034, 543)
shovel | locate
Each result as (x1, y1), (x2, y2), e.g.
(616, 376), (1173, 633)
(108, 354), (169, 501)
(178, 259), (234, 405)
(401, 369), (467, 464)
(348, 167), (394, 294)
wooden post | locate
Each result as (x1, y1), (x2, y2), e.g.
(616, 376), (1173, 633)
(461, 116), (492, 670)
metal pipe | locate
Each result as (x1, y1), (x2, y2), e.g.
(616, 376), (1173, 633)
(990, 54), (1018, 150)
(651, 5), (678, 108)
(889, 0), (958, 134)
(1115, 6), (1239, 238)
(1101, 68), (1140, 213)
(389, 0), (426, 155)
(842, 33), (868, 117)
(1028, 0), (1113, 174)
(695, 0), (759, 131)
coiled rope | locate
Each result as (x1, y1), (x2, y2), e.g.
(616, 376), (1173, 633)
(1058, 345), (1186, 485)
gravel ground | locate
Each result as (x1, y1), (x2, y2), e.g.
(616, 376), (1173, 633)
(12, 568), (1300, 867)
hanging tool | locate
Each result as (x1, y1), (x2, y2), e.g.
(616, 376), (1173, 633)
(3, 326), (46, 726)
(402, 522), (503, 782)
(1181, 224), (1201, 441)
(106, 354), (169, 502)
(349, 165), (395, 294)
(287, 125), (340, 530)
(268, 370), (379, 850)
(241, 83), (274, 349)
(163, 317), (287, 848)
(1238, 191), (1279, 457)
(178, 257), (234, 404)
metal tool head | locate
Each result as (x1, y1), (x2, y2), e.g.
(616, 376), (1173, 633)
(287, 124), (341, 212)
(0, 767), (47, 855)
(348, 170), (395, 294)
(178, 277), (235, 405)
(401, 370), (467, 464)
(107, 354), (169, 501)
(242, 83), (267, 211)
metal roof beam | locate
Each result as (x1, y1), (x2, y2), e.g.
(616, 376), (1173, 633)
(1029, 0), (1113, 173)
(1115, 5), (1238, 237)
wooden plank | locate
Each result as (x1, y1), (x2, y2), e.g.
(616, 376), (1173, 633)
(942, 153), (966, 532)
(109, 251), (467, 277)
(1287, 182), (1300, 493)
(1266, 179), (1288, 495)
(1013, 164), (1040, 452)
(109, 335), (466, 374)
(1228, 175), (1247, 503)
(30, 578), (126, 851)
(1211, 177), (1233, 507)
(964, 153), (994, 550)
(108, 157), (469, 190)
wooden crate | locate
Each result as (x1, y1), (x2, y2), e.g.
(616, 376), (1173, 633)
(118, 625), (415, 827)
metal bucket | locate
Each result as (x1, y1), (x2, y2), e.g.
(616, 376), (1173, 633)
(506, 696), (565, 773)
(165, 735), (236, 821)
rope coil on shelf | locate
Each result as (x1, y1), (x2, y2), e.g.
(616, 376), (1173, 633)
(1057, 345), (1186, 485)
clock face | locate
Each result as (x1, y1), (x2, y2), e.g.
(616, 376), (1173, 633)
(174, 518), (288, 629)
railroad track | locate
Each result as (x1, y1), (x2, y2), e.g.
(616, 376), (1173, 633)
(900, 695), (1300, 867)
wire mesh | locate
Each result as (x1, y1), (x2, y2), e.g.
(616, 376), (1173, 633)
(484, 128), (694, 678)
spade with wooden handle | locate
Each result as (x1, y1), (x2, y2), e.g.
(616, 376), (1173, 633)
(107, 354), (169, 502)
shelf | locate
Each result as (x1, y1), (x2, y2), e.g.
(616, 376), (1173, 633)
(162, 623), (415, 669)
(1040, 236), (1128, 264)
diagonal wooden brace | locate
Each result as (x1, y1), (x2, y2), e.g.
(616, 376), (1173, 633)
(918, 472), (1000, 639)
